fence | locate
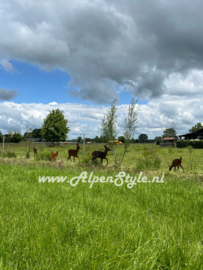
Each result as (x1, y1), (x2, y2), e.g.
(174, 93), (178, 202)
(160, 143), (175, 147)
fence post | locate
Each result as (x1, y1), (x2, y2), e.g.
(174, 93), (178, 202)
(83, 134), (85, 156)
(3, 136), (4, 152)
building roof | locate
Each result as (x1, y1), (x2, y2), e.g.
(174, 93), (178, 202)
(178, 128), (203, 137)
(162, 137), (177, 141)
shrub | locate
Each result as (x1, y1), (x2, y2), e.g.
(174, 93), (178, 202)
(176, 140), (203, 148)
(0, 149), (17, 158)
(136, 148), (161, 171)
(35, 150), (51, 161)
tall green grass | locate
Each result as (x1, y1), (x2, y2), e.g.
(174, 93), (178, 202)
(0, 163), (203, 269)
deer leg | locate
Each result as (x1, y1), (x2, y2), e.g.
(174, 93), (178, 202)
(104, 158), (108, 166)
(180, 165), (184, 172)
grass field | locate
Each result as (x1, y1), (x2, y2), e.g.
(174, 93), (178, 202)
(0, 143), (203, 269)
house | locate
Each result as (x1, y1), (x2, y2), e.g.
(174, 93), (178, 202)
(178, 128), (203, 140)
(160, 137), (177, 147)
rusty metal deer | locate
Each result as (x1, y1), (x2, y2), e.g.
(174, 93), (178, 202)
(49, 151), (59, 161)
(169, 157), (184, 172)
(33, 146), (37, 158)
(91, 145), (111, 166)
(67, 143), (80, 162)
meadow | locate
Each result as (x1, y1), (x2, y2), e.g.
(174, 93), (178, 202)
(0, 143), (203, 269)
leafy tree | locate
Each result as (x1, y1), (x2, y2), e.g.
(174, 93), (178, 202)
(101, 98), (139, 166)
(162, 128), (177, 138)
(77, 136), (82, 143)
(189, 122), (203, 133)
(138, 134), (148, 140)
(41, 109), (70, 145)
(101, 100), (117, 141)
(32, 129), (42, 138)
(118, 136), (126, 143)
(11, 131), (23, 143)
(154, 136), (162, 142)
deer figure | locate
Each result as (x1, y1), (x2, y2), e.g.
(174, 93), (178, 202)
(91, 145), (111, 166)
(67, 143), (80, 162)
(169, 157), (184, 172)
(33, 146), (37, 158)
(49, 151), (59, 161)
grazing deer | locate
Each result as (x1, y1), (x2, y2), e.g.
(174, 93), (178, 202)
(67, 143), (80, 162)
(49, 151), (59, 161)
(169, 157), (184, 172)
(91, 145), (111, 166)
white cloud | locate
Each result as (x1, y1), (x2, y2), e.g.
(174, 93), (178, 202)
(0, 96), (202, 138)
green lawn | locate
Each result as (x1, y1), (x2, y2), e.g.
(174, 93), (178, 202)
(0, 143), (203, 269)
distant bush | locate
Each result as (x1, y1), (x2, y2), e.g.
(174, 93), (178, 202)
(176, 140), (203, 148)
(35, 150), (51, 161)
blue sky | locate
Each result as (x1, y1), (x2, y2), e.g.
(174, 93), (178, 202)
(0, 0), (203, 139)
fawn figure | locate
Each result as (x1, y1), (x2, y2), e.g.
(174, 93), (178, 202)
(169, 157), (184, 172)
(91, 145), (111, 166)
(49, 151), (59, 161)
(67, 143), (80, 162)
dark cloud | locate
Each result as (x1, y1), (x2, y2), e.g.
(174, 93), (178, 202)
(1, 0), (203, 103)
(0, 88), (17, 101)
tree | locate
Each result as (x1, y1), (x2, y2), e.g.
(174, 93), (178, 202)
(138, 134), (148, 140)
(101, 98), (139, 166)
(77, 136), (82, 143)
(101, 99), (117, 141)
(154, 136), (162, 142)
(11, 131), (23, 143)
(189, 122), (203, 133)
(162, 128), (177, 138)
(41, 109), (70, 145)
(32, 129), (42, 138)
(118, 136), (126, 143)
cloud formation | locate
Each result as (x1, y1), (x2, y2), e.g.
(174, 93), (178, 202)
(0, 88), (18, 101)
(1, 0), (203, 103)
(0, 99), (202, 139)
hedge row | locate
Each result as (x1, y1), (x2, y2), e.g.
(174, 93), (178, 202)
(176, 140), (203, 148)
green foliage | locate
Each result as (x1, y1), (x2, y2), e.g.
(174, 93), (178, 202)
(77, 136), (82, 143)
(155, 136), (162, 142)
(189, 122), (203, 133)
(162, 128), (177, 138)
(0, 149), (17, 158)
(101, 99), (118, 141)
(32, 128), (42, 138)
(11, 131), (23, 143)
(41, 108), (70, 143)
(177, 140), (203, 148)
(138, 133), (148, 140)
(118, 136), (126, 143)
(136, 148), (161, 171)
(35, 150), (51, 161)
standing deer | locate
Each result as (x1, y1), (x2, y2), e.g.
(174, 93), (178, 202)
(67, 143), (80, 162)
(169, 157), (184, 172)
(91, 145), (111, 166)
(49, 151), (59, 161)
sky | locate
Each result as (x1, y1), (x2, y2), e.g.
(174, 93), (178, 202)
(0, 0), (203, 139)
